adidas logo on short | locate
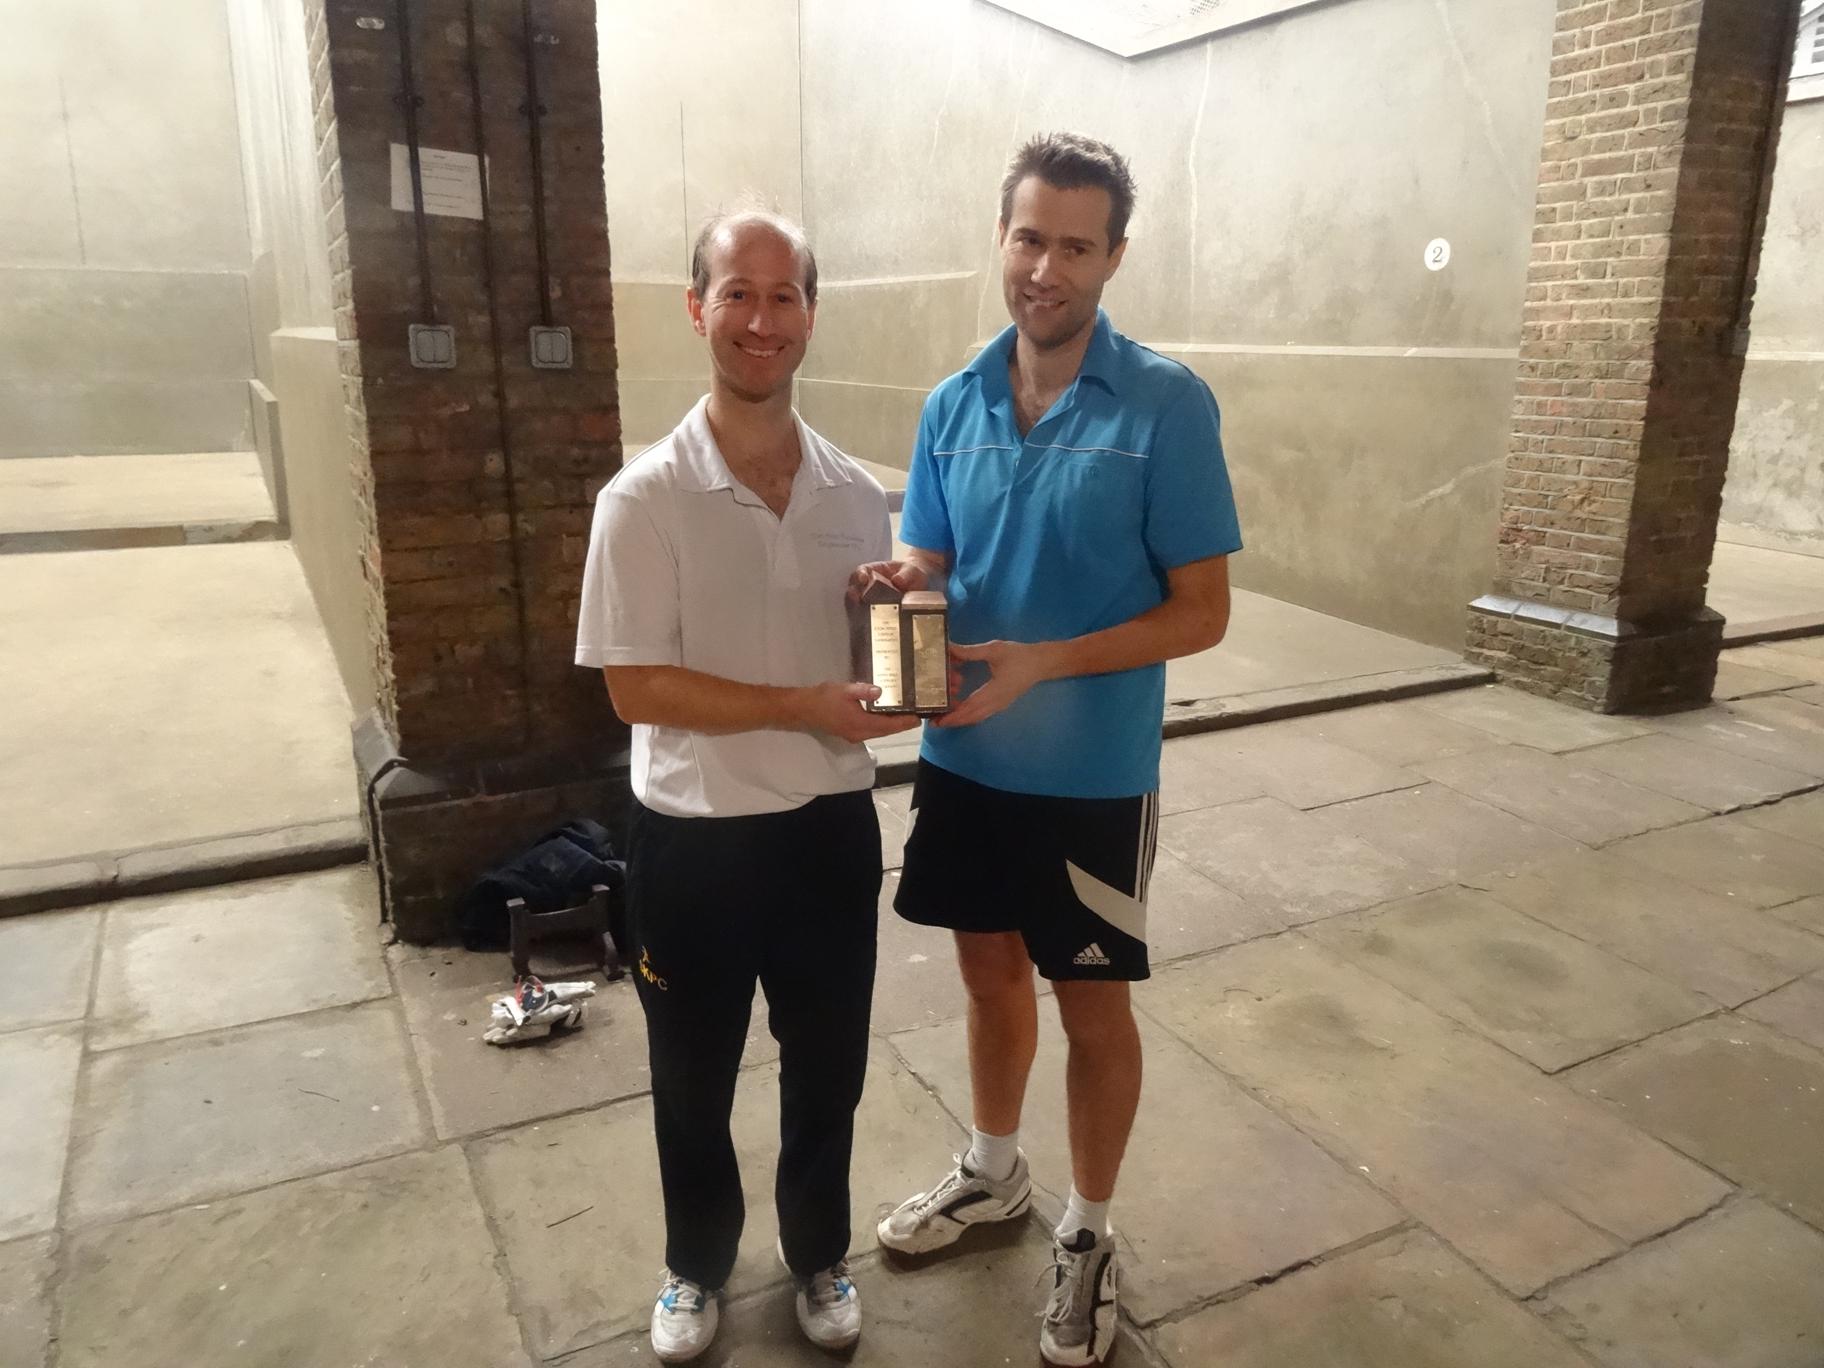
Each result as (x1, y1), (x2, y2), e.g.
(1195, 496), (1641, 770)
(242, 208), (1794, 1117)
(1073, 942), (1112, 967)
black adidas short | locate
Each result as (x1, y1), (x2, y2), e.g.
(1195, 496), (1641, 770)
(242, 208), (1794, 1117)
(894, 760), (1158, 982)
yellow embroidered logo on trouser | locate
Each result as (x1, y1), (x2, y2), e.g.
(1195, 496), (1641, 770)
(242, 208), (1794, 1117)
(638, 947), (669, 991)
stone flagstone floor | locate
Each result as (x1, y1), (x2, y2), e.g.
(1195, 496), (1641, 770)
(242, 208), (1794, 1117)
(5, 651), (1824, 1367)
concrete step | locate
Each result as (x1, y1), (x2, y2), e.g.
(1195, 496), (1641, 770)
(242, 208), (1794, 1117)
(1710, 539), (1824, 644)
(0, 452), (280, 554)
(0, 540), (359, 908)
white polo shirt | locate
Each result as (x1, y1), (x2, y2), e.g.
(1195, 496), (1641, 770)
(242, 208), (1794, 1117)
(576, 397), (891, 818)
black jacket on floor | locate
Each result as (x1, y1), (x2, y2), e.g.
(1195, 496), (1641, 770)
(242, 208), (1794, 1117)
(458, 819), (627, 954)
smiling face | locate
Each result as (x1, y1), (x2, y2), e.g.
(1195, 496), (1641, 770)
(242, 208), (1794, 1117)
(686, 219), (815, 403)
(997, 174), (1128, 352)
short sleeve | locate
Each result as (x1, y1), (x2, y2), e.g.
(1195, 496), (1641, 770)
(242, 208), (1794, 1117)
(1144, 379), (1243, 570)
(575, 485), (683, 668)
(897, 398), (954, 556)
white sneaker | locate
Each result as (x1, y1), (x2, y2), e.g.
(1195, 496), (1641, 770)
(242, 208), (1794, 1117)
(777, 1238), (862, 1350)
(876, 1152), (1033, 1254)
(650, 1269), (718, 1363)
(1038, 1228), (1118, 1367)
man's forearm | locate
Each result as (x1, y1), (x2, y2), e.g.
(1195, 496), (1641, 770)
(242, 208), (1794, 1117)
(603, 664), (806, 734)
(929, 553), (1229, 730)
(903, 546), (950, 588)
(1038, 592), (1229, 682)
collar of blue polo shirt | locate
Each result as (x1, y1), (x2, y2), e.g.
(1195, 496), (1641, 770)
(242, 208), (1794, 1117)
(848, 570), (952, 716)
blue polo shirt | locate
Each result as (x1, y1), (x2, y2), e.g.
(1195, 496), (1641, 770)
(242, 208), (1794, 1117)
(900, 311), (1242, 799)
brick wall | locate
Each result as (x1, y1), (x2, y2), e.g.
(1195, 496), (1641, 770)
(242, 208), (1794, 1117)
(313, 0), (621, 761)
(1619, 1), (1791, 622)
(308, 0), (627, 940)
(1473, 0), (1793, 711)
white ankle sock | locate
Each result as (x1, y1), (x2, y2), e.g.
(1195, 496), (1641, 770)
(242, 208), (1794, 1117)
(965, 1127), (1019, 1181)
(1057, 1187), (1111, 1242)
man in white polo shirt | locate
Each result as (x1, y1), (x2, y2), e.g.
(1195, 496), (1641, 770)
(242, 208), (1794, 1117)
(576, 210), (915, 1363)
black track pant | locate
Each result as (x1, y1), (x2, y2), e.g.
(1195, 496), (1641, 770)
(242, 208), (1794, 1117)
(627, 789), (880, 1288)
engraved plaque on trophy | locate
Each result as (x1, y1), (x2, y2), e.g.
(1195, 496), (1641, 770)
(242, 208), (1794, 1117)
(849, 573), (951, 715)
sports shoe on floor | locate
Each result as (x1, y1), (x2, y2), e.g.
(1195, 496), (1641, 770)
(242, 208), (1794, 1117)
(650, 1269), (718, 1363)
(777, 1238), (862, 1350)
(876, 1151), (1034, 1254)
(1038, 1228), (1118, 1367)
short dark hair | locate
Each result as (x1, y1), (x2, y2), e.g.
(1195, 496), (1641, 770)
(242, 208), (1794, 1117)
(689, 210), (819, 306)
(999, 132), (1137, 249)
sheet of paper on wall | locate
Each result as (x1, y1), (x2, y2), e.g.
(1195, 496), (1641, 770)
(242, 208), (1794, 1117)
(389, 143), (486, 220)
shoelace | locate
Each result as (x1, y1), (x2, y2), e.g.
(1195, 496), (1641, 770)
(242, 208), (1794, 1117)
(1040, 1243), (1097, 1345)
(909, 1156), (974, 1219)
(658, 1271), (708, 1315)
(803, 1259), (854, 1310)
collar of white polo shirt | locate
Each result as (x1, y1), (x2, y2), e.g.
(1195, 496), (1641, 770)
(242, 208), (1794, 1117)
(670, 398), (854, 511)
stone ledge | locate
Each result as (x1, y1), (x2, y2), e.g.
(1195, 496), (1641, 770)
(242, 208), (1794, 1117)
(1723, 613), (1824, 648)
(1468, 599), (1724, 713)
(0, 818), (367, 918)
(0, 520), (281, 556)
(1161, 663), (1494, 738)
(872, 663), (1494, 787)
(1469, 594), (1635, 642)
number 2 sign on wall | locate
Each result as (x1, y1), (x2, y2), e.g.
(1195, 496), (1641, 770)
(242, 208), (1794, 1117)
(1424, 238), (1452, 272)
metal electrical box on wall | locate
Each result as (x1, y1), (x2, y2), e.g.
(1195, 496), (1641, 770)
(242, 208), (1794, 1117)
(529, 326), (573, 369)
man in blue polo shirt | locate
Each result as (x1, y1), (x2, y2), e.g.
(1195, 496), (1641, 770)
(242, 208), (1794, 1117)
(869, 133), (1241, 1366)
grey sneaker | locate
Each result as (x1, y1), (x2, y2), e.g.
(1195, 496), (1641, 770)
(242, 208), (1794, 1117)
(1038, 1228), (1118, 1367)
(650, 1269), (718, 1363)
(876, 1151), (1033, 1254)
(777, 1240), (862, 1350)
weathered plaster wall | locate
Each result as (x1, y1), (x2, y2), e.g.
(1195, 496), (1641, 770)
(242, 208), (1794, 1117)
(0, 0), (257, 456)
(1724, 98), (1824, 549)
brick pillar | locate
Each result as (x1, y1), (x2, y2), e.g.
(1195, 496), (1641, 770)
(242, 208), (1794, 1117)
(1468, 0), (1798, 712)
(307, 0), (627, 940)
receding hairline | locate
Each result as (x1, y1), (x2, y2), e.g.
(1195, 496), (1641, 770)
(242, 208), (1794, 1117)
(691, 211), (817, 299)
